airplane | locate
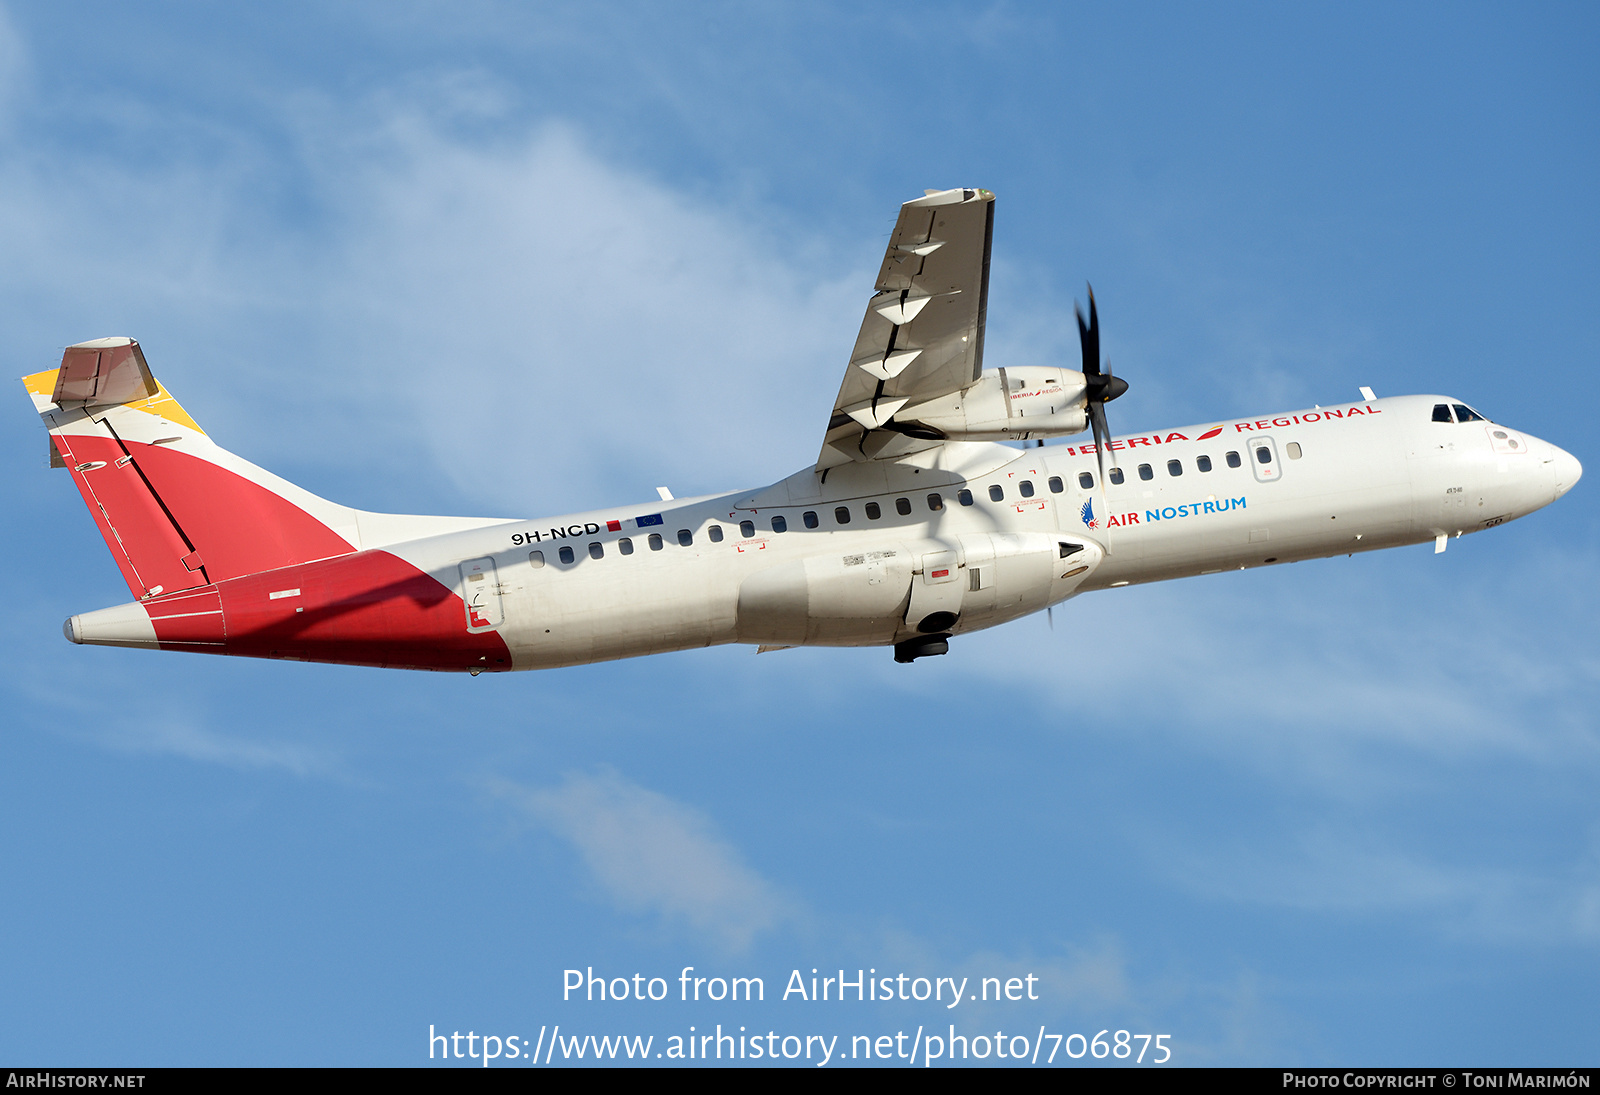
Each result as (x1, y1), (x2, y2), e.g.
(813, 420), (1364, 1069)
(24, 187), (1583, 672)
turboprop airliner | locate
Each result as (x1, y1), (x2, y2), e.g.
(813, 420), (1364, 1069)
(25, 188), (1582, 670)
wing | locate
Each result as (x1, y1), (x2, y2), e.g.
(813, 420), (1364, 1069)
(818, 187), (994, 468)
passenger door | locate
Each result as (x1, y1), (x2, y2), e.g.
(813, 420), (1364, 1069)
(459, 557), (504, 633)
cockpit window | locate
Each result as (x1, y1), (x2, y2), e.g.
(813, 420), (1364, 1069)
(1453, 404), (1485, 423)
(1432, 403), (1453, 423)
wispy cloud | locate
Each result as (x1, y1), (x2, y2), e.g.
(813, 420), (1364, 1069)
(2, 639), (340, 778)
(1159, 819), (1600, 947)
(865, 930), (1304, 1062)
(311, 119), (864, 513)
(94, 717), (336, 777)
(56, 713), (339, 781)
(0, 69), (869, 517)
(496, 769), (791, 951)
(947, 543), (1600, 772)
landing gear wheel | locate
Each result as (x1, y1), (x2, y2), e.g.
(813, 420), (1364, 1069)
(894, 633), (950, 663)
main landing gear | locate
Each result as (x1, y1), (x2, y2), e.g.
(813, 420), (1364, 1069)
(894, 633), (950, 663)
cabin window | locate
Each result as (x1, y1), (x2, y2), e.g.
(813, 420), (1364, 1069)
(803, 510), (819, 529)
(989, 484), (1004, 501)
(1019, 480), (1035, 497)
(1078, 472), (1093, 489)
(1454, 404), (1485, 423)
(958, 489), (974, 506)
(740, 520), (755, 538)
(678, 528), (694, 546)
(1226, 451), (1242, 468)
(1433, 403), (1453, 423)
(1138, 463), (1153, 481)
(648, 533), (663, 551)
(835, 506), (851, 524)
(528, 550), (545, 568)
(559, 546), (575, 564)
(1255, 446), (1272, 465)
(895, 497), (912, 516)
(588, 542), (604, 560)
(1109, 467), (1125, 485)
(865, 502), (881, 520)
(618, 538), (633, 555)
(927, 493), (943, 511)
(1196, 455), (1212, 472)
(708, 525), (724, 542)
(1167, 459), (1182, 477)
(1049, 476), (1063, 494)
(771, 515), (787, 533)
(1286, 442), (1302, 460)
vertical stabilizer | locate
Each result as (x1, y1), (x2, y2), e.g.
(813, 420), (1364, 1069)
(25, 339), (360, 598)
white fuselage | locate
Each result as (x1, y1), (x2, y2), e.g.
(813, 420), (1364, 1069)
(367, 395), (1577, 670)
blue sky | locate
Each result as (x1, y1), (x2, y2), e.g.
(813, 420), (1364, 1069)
(1, 2), (1596, 1067)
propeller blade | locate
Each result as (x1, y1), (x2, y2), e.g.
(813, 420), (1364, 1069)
(1088, 399), (1114, 555)
(1075, 287), (1101, 378)
(1088, 400), (1110, 485)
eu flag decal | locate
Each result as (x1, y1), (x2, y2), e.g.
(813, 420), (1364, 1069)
(635, 514), (664, 528)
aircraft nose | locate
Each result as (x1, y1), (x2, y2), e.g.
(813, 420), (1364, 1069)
(1552, 445), (1582, 498)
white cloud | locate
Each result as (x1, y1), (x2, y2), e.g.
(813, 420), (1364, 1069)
(1155, 820), (1600, 947)
(864, 930), (1303, 1062)
(0, 73), (871, 517)
(953, 939), (1135, 1014)
(96, 717), (336, 778)
(3, 642), (339, 778)
(309, 119), (865, 514)
(940, 542), (1600, 774)
(498, 769), (791, 951)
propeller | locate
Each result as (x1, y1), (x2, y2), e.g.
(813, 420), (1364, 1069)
(1075, 285), (1130, 552)
(1075, 285), (1130, 488)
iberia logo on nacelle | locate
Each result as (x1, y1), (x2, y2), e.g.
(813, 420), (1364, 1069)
(1082, 496), (1248, 530)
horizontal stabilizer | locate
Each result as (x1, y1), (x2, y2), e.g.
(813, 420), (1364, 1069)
(53, 338), (158, 406)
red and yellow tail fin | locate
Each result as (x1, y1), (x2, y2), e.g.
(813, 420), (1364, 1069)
(25, 338), (359, 599)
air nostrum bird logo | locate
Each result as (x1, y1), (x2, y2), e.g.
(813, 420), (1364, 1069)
(1080, 499), (1098, 529)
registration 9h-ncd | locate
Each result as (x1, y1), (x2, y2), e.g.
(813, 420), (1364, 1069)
(26, 188), (1582, 671)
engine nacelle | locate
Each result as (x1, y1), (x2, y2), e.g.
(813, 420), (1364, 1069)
(896, 367), (1088, 441)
